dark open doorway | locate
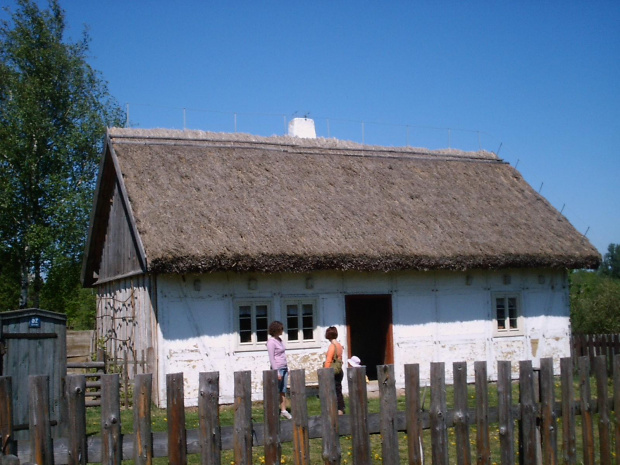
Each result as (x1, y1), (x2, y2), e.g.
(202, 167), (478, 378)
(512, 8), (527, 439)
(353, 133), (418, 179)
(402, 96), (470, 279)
(345, 294), (393, 381)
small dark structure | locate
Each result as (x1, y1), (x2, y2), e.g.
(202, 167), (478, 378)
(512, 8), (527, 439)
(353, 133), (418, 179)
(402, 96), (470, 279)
(0, 308), (67, 439)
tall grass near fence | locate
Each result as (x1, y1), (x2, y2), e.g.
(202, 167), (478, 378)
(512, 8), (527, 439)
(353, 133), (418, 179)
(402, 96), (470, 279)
(1, 356), (619, 465)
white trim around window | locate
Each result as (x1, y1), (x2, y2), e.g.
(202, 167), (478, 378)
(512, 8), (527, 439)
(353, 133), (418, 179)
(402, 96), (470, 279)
(235, 300), (272, 351)
(283, 298), (320, 348)
(492, 292), (524, 337)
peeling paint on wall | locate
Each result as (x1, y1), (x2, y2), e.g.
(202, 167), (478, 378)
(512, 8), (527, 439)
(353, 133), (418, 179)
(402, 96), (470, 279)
(146, 269), (574, 406)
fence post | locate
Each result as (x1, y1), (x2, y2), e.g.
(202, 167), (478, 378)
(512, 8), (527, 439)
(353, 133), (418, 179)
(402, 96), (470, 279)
(614, 355), (620, 465)
(497, 360), (515, 465)
(404, 364), (423, 465)
(167, 372), (187, 465)
(560, 357), (577, 464)
(474, 361), (491, 465)
(290, 369), (310, 465)
(519, 360), (536, 465)
(66, 375), (87, 465)
(133, 373), (153, 465)
(101, 373), (122, 465)
(347, 366), (371, 465)
(29, 375), (53, 465)
(594, 356), (612, 465)
(318, 367), (340, 465)
(540, 358), (558, 465)
(233, 371), (252, 465)
(263, 370), (280, 465)
(453, 361), (471, 465)
(430, 362), (448, 465)
(578, 356), (595, 465)
(0, 376), (16, 456)
(378, 364), (399, 465)
(199, 372), (221, 465)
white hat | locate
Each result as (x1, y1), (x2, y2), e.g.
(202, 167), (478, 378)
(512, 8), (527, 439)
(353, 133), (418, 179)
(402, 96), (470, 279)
(348, 356), (362, 367)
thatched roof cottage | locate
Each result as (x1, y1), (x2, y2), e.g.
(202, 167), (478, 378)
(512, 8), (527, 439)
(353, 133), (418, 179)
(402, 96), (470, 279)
(82, 124), (599, 405)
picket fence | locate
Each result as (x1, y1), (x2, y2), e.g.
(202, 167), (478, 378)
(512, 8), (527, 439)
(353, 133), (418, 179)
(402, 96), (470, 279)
(1, 356), (619, 465)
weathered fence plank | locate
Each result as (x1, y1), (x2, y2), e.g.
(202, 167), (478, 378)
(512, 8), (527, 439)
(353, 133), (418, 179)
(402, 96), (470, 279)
(578, 356), (595, 465)
(101, 374), (122, 465)
(133, 373), (152, 465)
(378, 364), (399, 465)
(453, 361), (471, 465)
(614, 355), (620, 465)
(167, 372), (187, 465)
(404, 363), (423, 465)
(519, 360), (537, 464)
(317, 367), (340, 465)
(0, 376), (16, 456)
(497, 361), (515, 465)
(199, 372), (221, 465)
(66, 375), (87, 465)
(348, 366), (371, 465)
(430, 362), (448, 465)
(560, 357), (577, 465)
(594, 356), (611, 465)
(29, 375), (53, 465)
(474, 361), (491, 465)
(290, 369), (310, 465)
(233, 371), (252, 465)
(540, 357), (558, 465)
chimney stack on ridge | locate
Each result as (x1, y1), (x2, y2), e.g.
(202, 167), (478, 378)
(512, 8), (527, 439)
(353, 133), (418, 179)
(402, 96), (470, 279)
(288, 117), (316, 139)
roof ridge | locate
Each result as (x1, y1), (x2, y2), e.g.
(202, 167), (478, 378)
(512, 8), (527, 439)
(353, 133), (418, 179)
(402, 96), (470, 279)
(107, 127), (499, 161)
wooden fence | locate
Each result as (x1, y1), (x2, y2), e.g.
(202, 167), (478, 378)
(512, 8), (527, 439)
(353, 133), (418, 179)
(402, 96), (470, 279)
(1, 355), (619, 465)
(573, 333), (620, 373)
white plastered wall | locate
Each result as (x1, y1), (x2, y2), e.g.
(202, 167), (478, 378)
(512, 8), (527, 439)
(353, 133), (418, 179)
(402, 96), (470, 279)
(154, 268), (570, 407)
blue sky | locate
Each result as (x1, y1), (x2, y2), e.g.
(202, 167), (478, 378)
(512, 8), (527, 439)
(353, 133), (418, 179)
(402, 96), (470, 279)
(3, 1), (619, 257)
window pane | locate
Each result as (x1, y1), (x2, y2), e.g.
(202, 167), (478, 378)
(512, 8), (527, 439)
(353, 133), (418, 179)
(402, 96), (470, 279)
(301, 304), (314, 340)
(508, 297), (518, 330)
(287, 304), (299, 341)
(256, 305), (268, 342)
(239, 305), (252, 343)
(496, 298), (506, 330)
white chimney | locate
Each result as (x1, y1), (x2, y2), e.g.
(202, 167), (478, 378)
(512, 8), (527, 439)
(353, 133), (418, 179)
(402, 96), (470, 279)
(288, 117), (316, 139)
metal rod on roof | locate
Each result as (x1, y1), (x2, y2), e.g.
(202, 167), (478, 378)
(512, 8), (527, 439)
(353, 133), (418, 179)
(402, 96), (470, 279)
(283, 115), (287, 135)
(560, 204), (565, 214)
(538, 182), (544, 193)
(583, 227), (590, 237)
(125, 103), (129, 128)
(514, 158), (519, 169)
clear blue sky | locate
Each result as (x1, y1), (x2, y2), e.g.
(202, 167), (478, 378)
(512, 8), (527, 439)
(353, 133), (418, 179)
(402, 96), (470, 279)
(3, 1), (619, 257)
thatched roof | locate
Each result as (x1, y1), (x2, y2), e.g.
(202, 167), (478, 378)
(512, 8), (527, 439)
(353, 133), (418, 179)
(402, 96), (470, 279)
(85, 127), (600, 280)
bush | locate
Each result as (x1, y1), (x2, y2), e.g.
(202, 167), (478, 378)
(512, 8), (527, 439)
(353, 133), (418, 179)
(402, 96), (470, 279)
(570, 270), (620, 333)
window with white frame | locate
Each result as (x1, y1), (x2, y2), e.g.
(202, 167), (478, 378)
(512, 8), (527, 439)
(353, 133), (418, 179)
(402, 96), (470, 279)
(236, 301), (270, 349)
(493, 293), (523, 336)
(284, 299), (318, 346)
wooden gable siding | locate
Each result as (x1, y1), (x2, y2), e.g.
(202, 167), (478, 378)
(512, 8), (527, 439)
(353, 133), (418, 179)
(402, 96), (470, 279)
(98, 180), (143, 282)
(96, 274), (159, 404)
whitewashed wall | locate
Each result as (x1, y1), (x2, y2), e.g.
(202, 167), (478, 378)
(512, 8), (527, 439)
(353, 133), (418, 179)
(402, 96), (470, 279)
(154, 268), (570, 407)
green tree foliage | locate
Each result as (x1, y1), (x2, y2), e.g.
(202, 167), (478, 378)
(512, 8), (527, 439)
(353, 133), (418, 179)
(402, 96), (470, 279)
(570, 269), (620, 334)
(600, 243), (620, 279)
(0, 0), (123, 325)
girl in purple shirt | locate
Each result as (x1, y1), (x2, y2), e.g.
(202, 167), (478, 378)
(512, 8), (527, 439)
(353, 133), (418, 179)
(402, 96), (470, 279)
(267, 320), (292, 419)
